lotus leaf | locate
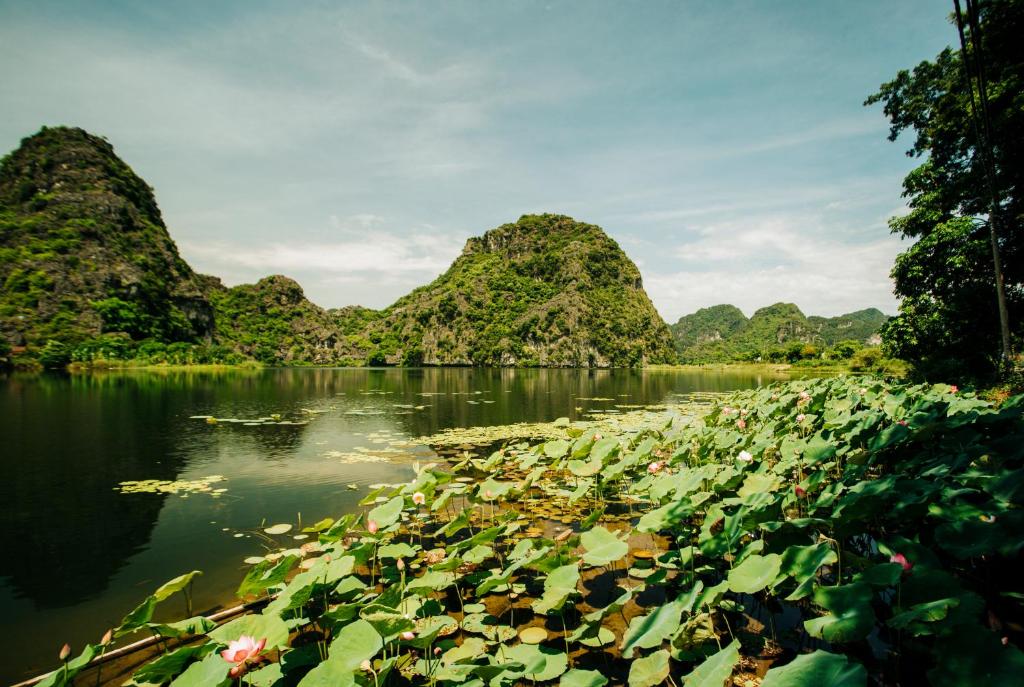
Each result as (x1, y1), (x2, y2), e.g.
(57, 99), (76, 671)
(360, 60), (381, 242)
(681, 639), (739, 687)
(210, 612), (290, 651)
(168, 653), (231, 687)
(502, 643), (569, 682)
(621, 600), (685, 658)
(803, 583), (875, 643)
(531, 563), (580, 614)
(561, 668), (609, 687)
(628, 649), (670, 687)
(368, 496), (404, 528)
(580, 526), (629, 566)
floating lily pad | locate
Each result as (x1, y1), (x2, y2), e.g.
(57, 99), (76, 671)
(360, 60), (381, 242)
(519, 626), (548, 644)
(264, 524), (292, 535)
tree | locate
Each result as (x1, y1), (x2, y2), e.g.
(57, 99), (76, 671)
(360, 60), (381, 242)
(865, 0), (1023, 381)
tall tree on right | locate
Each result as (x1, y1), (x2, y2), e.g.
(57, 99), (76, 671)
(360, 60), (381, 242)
(866, 0), (1023, 382)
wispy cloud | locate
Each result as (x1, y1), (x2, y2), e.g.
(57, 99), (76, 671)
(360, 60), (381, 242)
(645, 214), (904, 322)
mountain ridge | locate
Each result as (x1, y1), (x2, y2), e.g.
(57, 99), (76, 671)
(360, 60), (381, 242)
(0, 127), (676, 368)
(670, 302), (888, 363)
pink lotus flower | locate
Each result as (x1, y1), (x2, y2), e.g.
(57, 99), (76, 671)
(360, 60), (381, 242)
(220, 635), (266, 677)
(367, 519), (379, 534)
(401, 631), (415, 641)
(396, 558), (405, 571)
(101, 629), (113, 645)
(796, 413), (806, 423)
(897, 420), (908, 427)
(736, 419), (746, 429)
(647, 461), (663, 474)
(434, 647), (442, 656)
(360, 660), (373, 672)
(794, 485), (806, 498)
(412, 492), (426, 506)
(484, 489), (494, 500)
(722, 406), (733, 415)
(737, 450), (753, 463)
(950, 385), (959, 393)
(890, 553), (913, 574)
(59, 644), (71, 661)
(799, 391), (810, 400)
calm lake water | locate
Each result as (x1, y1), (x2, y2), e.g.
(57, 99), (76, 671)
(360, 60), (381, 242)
(0, 367), (789, 683)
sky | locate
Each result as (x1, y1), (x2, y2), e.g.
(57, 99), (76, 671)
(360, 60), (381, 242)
(0, 0), (958, 322)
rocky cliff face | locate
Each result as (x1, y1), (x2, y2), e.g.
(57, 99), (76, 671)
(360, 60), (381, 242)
(361, 214), (677, 367)
(0, 127), (214, 347)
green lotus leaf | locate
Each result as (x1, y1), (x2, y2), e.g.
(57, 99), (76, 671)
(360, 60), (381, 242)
(377, 542), (416, 559)
(682, 639), (739, 686)
(561, 668), (609, 687)
(737, 473), (780, 498)
(502, 643), (569, 682)
(580, 526), (629, 567)
(761, 650), (866, 687)
(590, 437), (620, 463)
(210, 612), (290, 651)
(167, 653), (231, 687)
(628, 649), (670, 687)
(532, 563), (580, 614)
(130, 645), (212, 685)
(442, 637), (488, 665)
(147, 615), (217, 639)
(803, 583), (876, 643)
(544, 439), (570, 459)
(360, 606), (415, 637)
(406, 569), (456, 593)
(777, 544), (836, 600)
(621, 600), (684, 658)
(727, 553), (782, 594)
(248, 663), (285, 687)
(567, 455), (603, 477)
(154, 570), (203, 601)
(367, 495), (404, 528)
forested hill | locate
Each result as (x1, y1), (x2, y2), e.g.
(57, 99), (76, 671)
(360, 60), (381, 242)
(670, 302), (888, 363)
(0, 127), (675, 368)
(0, 127), (215, 350)
(357, 214), (678, 366)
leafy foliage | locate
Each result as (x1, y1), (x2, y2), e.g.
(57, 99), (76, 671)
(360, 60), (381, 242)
(72, 376), (1023, 687)
(865, 0), (1024, 381)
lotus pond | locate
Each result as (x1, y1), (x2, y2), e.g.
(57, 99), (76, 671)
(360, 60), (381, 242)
(24, 373), (1024, 687)
(0, 367), (788, 683)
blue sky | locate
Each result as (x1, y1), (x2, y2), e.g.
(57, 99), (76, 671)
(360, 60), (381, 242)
(0, 1), (956, 321)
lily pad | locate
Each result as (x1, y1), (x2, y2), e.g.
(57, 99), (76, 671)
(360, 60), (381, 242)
(519, 626), (548, 644)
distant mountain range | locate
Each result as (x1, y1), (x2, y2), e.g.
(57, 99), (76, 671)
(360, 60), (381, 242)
(0, 127), (676, 367)
(0, 126), (888, 368)
(670, 303), (888, 363)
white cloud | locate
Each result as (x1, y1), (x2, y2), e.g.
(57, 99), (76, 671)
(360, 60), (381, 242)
(645, 217), (904, 322)
(182, 231), (465, 278)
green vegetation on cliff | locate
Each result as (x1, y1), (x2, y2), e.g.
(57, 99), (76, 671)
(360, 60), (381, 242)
(206, 275), (373, 365)
(671, 302), (888, 364)
(0, 129), (677, 368)
(360, 214), (678, 367)
(0, 127), (214, 354)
